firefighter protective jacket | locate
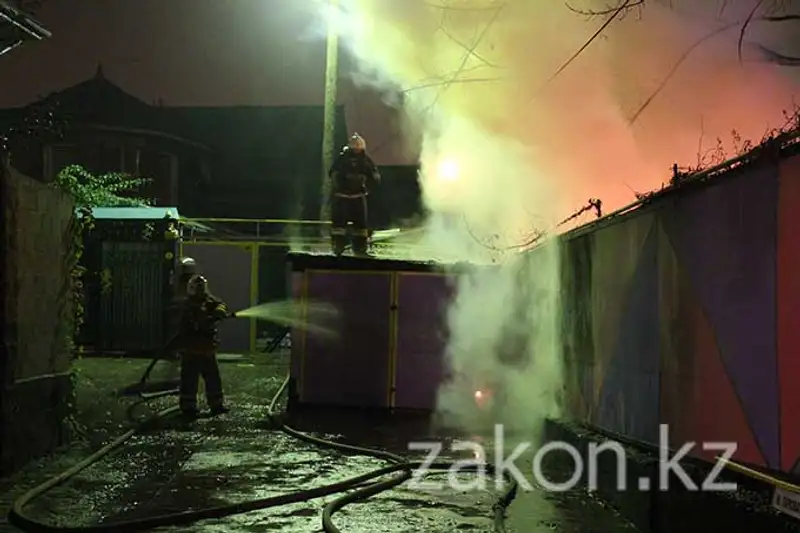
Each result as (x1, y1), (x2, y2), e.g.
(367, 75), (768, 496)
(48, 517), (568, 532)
(177, 294), (231, 353)
(329, 147), (380, 196)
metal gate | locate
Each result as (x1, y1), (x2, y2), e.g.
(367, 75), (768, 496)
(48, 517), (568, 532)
(180, 242), (255, 354)
(97, 241), (166, 353)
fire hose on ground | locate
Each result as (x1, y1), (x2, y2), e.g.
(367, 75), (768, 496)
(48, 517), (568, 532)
(7, 354), (518, 532)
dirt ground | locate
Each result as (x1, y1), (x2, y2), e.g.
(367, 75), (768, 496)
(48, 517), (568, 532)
(0, 353), (637, 532)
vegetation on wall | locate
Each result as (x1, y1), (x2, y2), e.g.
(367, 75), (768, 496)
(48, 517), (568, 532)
(53, 164), (152, 209)
(53, 164), (152, 353)
(51, 165), (151, 437)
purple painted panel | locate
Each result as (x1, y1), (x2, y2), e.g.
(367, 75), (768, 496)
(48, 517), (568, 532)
(395, 274), (453, 410)
(290, 271), (303, 383)
(182, 244), (251, 353)
(660, 163), (779, 467)
(302, 271), (392, 408)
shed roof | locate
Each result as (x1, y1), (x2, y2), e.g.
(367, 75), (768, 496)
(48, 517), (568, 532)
(89, 206), (180, 220)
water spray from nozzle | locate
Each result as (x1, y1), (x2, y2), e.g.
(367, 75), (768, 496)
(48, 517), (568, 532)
(233, 299), (340, 338)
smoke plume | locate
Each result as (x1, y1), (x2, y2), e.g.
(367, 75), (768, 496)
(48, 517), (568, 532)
(325, 0), (798, 436)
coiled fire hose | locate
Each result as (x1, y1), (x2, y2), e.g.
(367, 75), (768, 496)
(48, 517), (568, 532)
(7, 361), (518, 532)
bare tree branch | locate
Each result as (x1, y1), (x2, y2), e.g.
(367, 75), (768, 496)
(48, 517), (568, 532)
(424, 2), (501, 11)
(738, 0), (766, 62)
(565, 0), (644, 17)
(429, 4), (505, 109)
(629, 20), (739, 123)
(537, 0), (638, 93)
(762, 14), (800, 21)
(462, 198), (602, 254)
(437, 23), (502, 68)
(401, 77), (505, 95)
(628, 11), (800, 123)
(757, 43), (800, 65)
(370, 4), (506, 156)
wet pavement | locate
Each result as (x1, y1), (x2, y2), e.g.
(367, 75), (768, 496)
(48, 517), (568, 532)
(0, 355), (638, 532)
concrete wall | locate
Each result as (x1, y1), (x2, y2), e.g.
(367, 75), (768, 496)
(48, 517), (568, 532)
(1, 159), (75, 474)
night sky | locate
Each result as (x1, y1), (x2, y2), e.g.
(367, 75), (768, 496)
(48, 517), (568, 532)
(0, 0), (407, 163)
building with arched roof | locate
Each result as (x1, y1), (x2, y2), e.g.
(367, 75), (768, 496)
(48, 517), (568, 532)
(0, 65), (350, 218)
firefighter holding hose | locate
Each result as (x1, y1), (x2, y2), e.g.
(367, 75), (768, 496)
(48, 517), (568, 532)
(165, 257), (198, 361)
(329, 133), (381, 256)
(133, 257), (198, 390)
(176, 274), (235, 418)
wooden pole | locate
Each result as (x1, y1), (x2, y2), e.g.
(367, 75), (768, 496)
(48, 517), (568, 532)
(319, 0), (339, 224)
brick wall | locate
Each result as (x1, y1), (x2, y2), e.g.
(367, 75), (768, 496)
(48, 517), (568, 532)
(1, 158), (75, 474)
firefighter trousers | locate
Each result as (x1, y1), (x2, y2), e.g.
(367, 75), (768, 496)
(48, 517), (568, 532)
(331, 195), (369, 255)
(179, 352), (224, 413)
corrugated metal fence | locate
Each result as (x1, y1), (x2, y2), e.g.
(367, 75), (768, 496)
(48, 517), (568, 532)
(96, 242), (166, 353)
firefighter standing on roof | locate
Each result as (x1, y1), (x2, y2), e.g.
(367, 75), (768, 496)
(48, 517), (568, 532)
(328, 133), (381, 256)
(176, 274), (235, 418)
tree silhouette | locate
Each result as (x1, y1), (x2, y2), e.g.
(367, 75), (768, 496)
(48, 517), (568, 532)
(559, 0), (800, 124)
(565, 0), (800, 67)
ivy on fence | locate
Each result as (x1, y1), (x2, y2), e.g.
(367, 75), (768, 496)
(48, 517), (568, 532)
(51, 165), (151, 437)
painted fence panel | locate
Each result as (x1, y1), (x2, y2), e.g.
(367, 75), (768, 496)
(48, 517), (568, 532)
(591, 212), (661, 444)
(563, 151), (800, 472)
(290, 270), (304, 397)
(778, 154), (800, 473)
(301, 271), (392, 408)
(394, 273), (453, 410)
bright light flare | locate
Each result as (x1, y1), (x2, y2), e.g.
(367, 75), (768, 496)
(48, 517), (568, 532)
(474, 389), (492, 410)
(437, 158), (460, 182)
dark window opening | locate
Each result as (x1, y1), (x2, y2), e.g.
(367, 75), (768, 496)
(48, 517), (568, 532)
(139, 150), (172, 205)
(96, 145), (123, 174)
(49, 144), (78, 180)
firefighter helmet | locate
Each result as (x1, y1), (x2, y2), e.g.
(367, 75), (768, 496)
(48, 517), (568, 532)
(179, 257), (197, 276)
(186, 274), (208, 296)
(348, 133), (366, 151)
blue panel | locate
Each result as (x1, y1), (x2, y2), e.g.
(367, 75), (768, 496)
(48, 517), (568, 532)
(597, 222), (660, 443)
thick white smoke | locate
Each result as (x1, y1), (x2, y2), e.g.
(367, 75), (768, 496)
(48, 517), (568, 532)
(320, 0), (797, 438)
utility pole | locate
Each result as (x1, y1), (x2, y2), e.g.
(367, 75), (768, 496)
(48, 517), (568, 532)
(319, 0), (339, 224)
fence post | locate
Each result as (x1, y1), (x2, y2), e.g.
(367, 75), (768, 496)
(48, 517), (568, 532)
(387, 272), (399, 409)
(249, 243), (259, 355)
(0, 155), (8, 471)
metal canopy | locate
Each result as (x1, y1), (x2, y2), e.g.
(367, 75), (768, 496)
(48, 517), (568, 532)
(89, 207), (181, 220)
(0, 1), (50, 57)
